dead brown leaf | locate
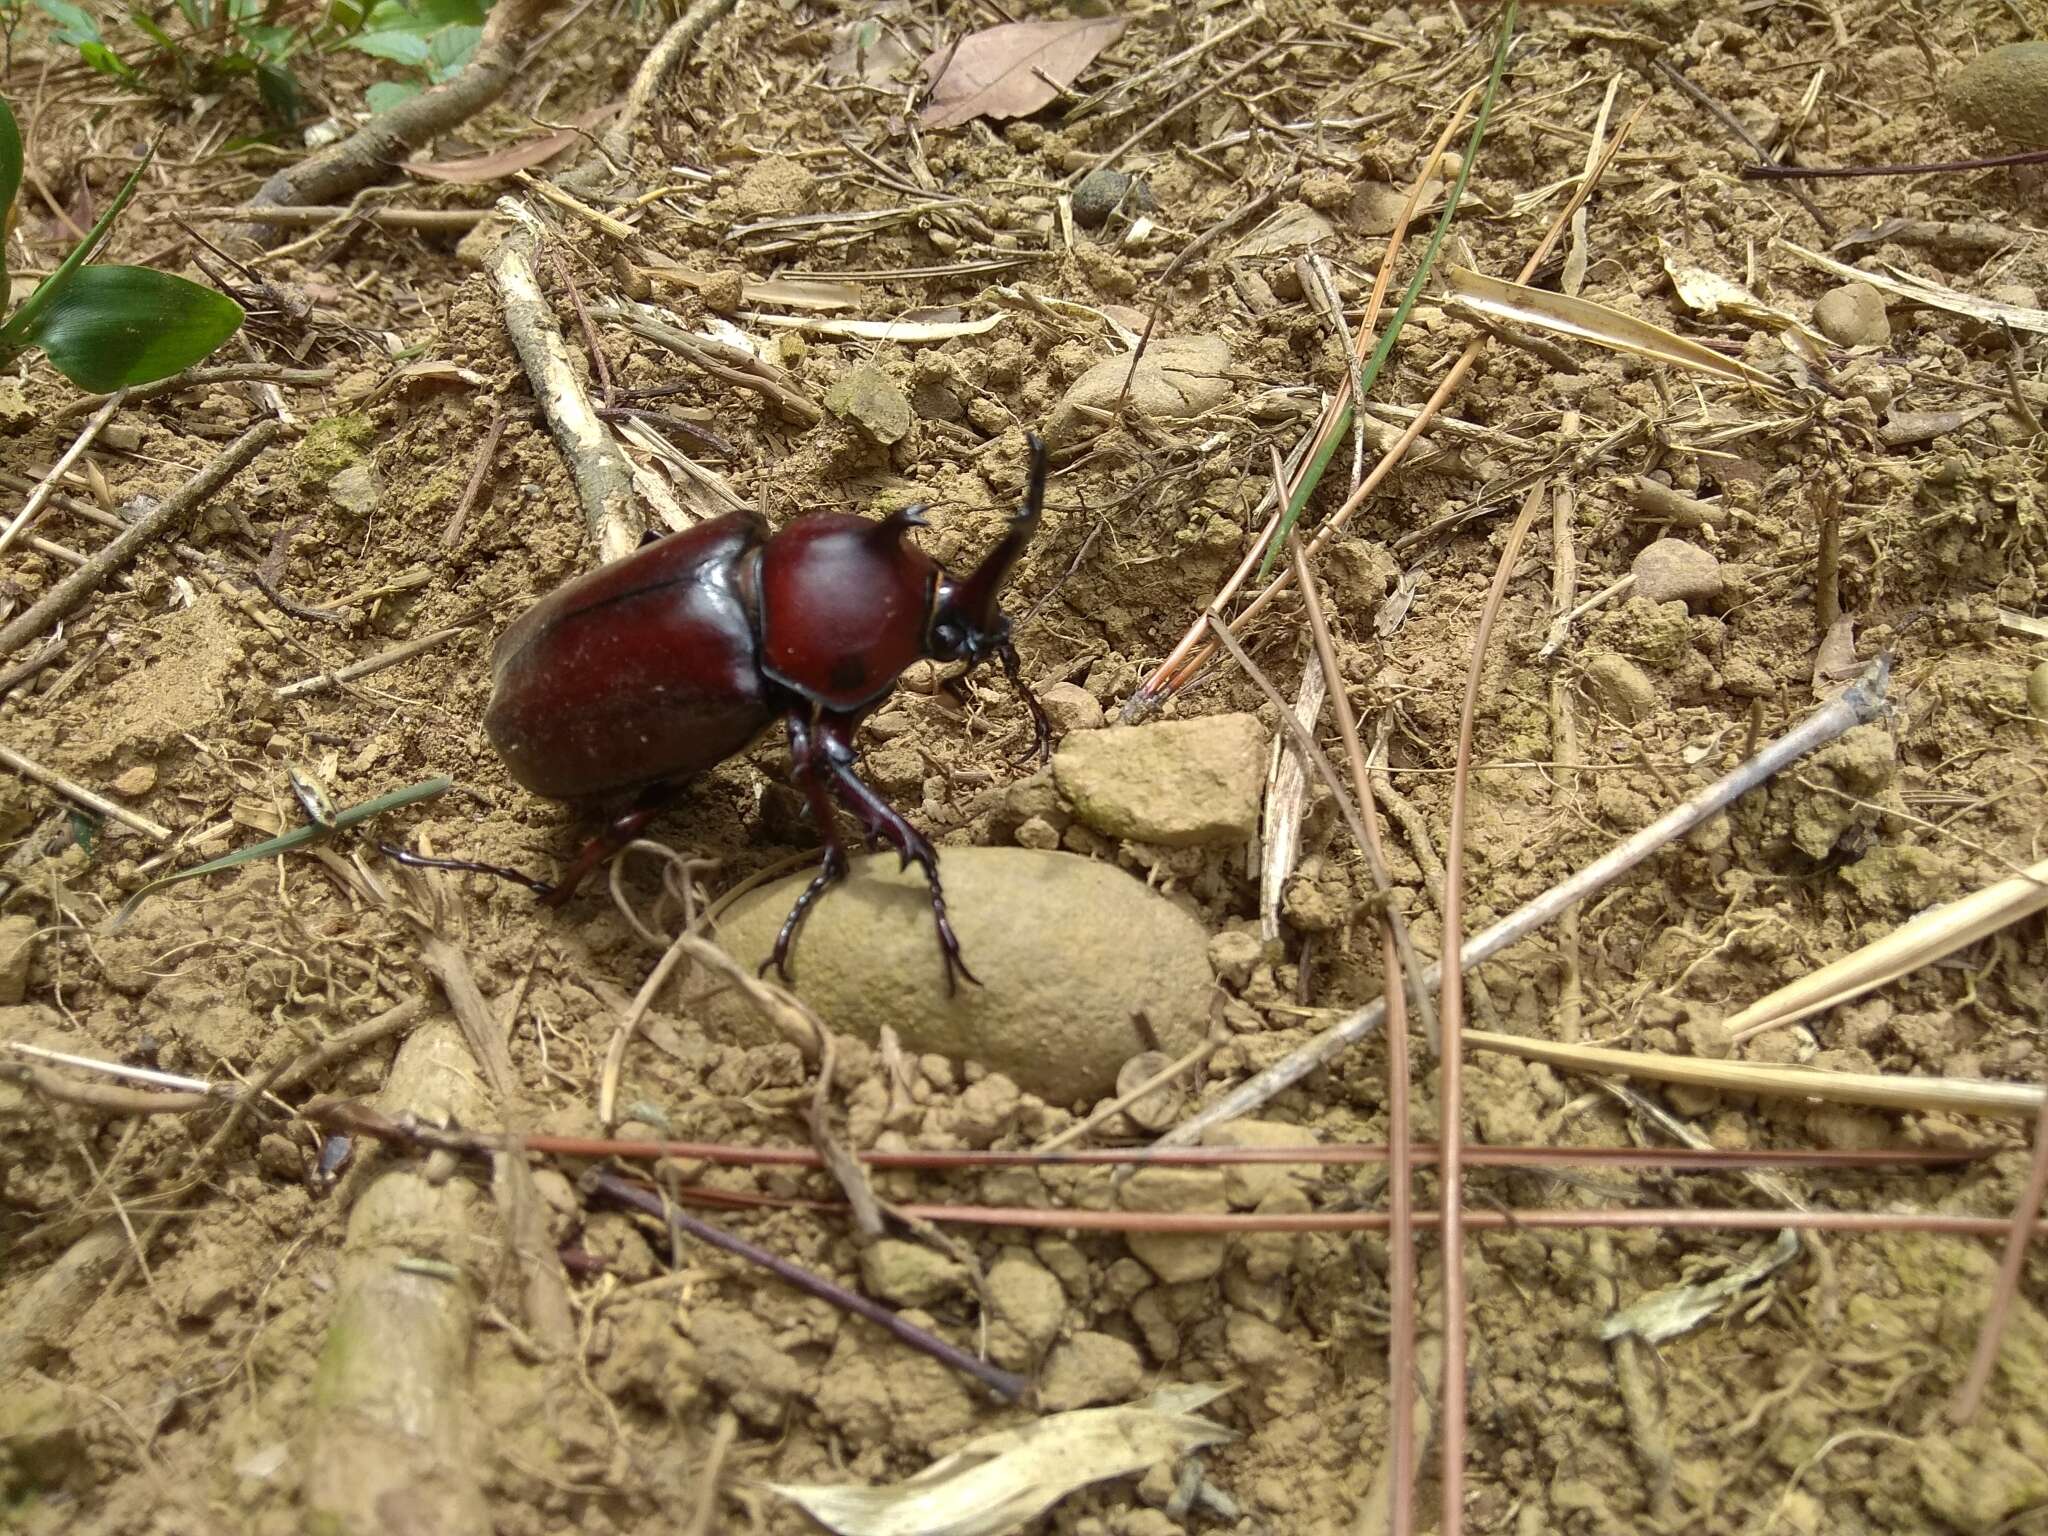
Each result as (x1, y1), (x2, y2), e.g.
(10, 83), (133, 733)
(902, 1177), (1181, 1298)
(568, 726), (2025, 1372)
(406, 102), (622, 184)
(918, 16), (1124, 131)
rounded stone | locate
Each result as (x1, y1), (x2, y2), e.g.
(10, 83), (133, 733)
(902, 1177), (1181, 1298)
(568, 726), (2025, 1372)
(1582, 653), (1660, 723)
(1945, 42), (2048, 148)
(1812, 282), (1890, 348)
(1631, 538), (1724, 610)
(705, 847), (1210, 1103)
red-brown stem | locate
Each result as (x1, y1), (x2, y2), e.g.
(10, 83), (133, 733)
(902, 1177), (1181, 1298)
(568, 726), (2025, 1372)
(327, 1124), (1986, 1173)
(1439, 484), (1548, 1534)
(1950, 1085), (2048, 1421)
(1290, 535), (1420, 1533)
(861, 1204), (2048, 1239)
(1742, 148), (2048, 180)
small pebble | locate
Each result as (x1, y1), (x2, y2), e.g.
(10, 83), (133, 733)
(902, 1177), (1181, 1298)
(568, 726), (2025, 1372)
(1114, 1051), (1186, 1132)
(860, 1239), (967, 1308)
(1054, 712), (1265, 846)
(1206, 929), (1261, 989)
(1071, 168), (1154, 229)
(1038, 1331), (1143, 1411)
(1812, 281), (1890, 347)
(696, 270), (744, 315)
(1631, 538), (1723, 610)
(986, 1256), (1065, 1368)
(0, 915), (37, 1006)
(108, 764), (157, 797)
(1038, 680), (1105, 734)
(1582, 653), (1660, 723)
(824, 365), (913, 446)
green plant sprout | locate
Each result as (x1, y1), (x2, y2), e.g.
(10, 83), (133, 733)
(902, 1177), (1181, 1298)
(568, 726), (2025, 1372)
(0, 94), (245, 391)
(27, 0), (491, 125)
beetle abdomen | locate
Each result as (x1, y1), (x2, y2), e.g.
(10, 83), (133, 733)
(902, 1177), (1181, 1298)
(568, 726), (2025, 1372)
(485, 511), (775, 800)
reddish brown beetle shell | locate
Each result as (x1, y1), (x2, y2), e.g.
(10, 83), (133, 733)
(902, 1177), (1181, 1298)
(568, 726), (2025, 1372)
(483, 509), (776, 800)
(755, 513), (939, 713)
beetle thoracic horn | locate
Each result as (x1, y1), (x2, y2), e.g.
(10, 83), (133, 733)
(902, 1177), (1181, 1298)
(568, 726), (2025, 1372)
(951, 433), (1046, 630)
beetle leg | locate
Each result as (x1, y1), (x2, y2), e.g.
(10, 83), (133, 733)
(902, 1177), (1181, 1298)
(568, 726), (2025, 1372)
(813, 713), (978, 995)
(771, 712), (858, 982)
(998, 642), (1054, 764)
(541, 784), (681, 907)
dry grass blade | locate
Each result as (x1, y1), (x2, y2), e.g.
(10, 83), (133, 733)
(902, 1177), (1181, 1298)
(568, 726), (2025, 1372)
(1726, 857), (2048, 1042)
(1777, 240), (2048, 335)
(738, 311), (1003, 342)
(1464, 1028), (2046, 1118)
(1440, 267), (1784, 390)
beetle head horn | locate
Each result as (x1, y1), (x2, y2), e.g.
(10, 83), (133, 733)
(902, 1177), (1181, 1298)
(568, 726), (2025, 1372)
(946, 434), (1045, 635)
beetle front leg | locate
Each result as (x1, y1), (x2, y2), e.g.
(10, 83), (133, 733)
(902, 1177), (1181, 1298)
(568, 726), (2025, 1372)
(812, 713), (977, 995)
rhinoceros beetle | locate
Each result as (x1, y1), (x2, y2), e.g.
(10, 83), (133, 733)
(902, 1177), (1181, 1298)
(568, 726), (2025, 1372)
(389, 436), (1053, 990)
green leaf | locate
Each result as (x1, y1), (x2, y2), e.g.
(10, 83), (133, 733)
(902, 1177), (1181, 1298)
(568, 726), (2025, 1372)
(17, 265), (243, 390)
(255, 60), (302, 124)
(34, 0), (102, 45)
(2, 146), (153, 355)
(425, 21), (477, 80)
(79, 41), (137, 79)
(346, 27), (430, 63)
(0, 96), (21, 301)
(363, 78), (421, 112)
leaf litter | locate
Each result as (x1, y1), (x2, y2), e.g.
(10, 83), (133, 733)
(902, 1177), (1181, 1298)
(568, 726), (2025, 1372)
(918, 16), (1125, 131)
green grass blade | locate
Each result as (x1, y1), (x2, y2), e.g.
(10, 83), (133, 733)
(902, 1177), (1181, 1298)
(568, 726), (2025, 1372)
(0, 95), (20, 307)
(110, 777), (452, 929)
(1253, 0), (1520, 582)
(0, 143), (155, 353)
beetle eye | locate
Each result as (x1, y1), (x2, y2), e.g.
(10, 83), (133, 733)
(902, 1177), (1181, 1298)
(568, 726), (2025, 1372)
(931, 621), (965, 657)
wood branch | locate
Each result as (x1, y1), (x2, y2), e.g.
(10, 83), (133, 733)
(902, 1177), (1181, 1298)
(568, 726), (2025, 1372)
(238, 0), (566, 243)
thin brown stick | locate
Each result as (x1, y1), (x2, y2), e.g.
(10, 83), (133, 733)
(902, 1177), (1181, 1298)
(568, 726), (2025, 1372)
(274, 624), (471, 700)
(298, 1104), (1983, 1172)
(442, 413), (509, 547)
(51, 365), (337, 425)
(240, 0), (565, 235)
(1950, 1086), (2048, 1421)
(1743, 147), (2048, 180)
(0, 743), (176, 842)
(0, 419), (284, 665)
(844, 1204), (2048, 1240)
(1438, 483), (1548, 1531)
